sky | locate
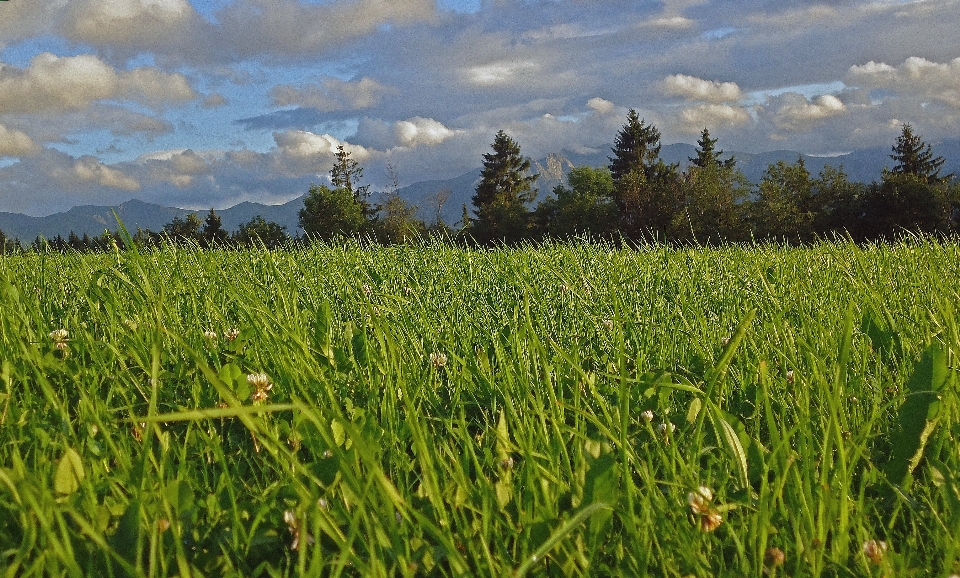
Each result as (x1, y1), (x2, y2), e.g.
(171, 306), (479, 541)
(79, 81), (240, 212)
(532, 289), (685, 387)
(0, 0), (959, 216)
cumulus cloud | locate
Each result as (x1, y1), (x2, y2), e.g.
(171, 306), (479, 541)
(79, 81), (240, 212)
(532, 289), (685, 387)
(587, 97), (616, 114)
(0, 53), (195, 114)
(0, 125), (41, 157)
(393, 117), (458, 147)
(270, 77), (393, 112)
(768, 93), (847, 132)
(677, 104), (750, 132)
(274, 130), (370, 161)
(61, 0), (197, 47)
(661, 74), (743, 103)
(54, 156), (141, 191)
(847, 57), (960, 108)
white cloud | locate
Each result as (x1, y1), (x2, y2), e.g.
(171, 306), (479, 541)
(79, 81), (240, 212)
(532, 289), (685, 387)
(587, 97), (616, 114)
(273, 130), (370, 161)
(54, 156), (141, 191)
(0, 125), (41, 157)
(271, 77), (393, 112)
(661, 74), (743, 103)
(465, 60), (539, 86)
(393, 117), (458, 147)
(60, 0), (199, 48)
(678, 104), (750, 132)
(0, 53), (195, 114)
(847, 56), (960, 108)
(769, 93), (847, 131)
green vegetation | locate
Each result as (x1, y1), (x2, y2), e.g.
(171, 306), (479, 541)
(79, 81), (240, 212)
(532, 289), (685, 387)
(1, 238), (959, 576)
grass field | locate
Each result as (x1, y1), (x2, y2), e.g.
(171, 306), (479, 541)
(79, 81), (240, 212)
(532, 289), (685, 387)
(0, 238), (958, 576)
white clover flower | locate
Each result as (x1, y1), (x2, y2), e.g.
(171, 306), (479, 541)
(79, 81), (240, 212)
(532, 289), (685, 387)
(700, 511), (723, 532)
(862, 539), (887, 564)
(430, 351), (447, 368)
(224, 328), (240, 341)
(641, 410), (654, 422)
(785, 369), (795, 384)
(49, 328), (69, 342)
(362, 284), (372, 296)
(247, 373), (272, 403)
(601, 319), (614, 331)
(657, 422), (676, 435)
(687, 486), (713, 515)
(203, 330), (218, 340)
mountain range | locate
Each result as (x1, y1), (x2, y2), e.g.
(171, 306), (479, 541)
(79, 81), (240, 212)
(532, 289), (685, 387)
(2, 138), (958, 242)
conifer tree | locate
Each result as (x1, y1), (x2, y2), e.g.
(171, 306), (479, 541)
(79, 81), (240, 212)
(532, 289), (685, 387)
(888, 124), (950, 183)
(201, 208), (229, 248)
(690, 128), (735, 169)
(470, 131), (538, 244)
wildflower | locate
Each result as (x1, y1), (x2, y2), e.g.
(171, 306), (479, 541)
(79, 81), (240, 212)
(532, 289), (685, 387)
(430, 351), (447, 368)
(500, 456), (515, 471)
(317, 498), (329, 510)
(49, 328), (69, 344)
(224, 328), (240, 341)
(601, 319), (614, 331)
(785, 370), (795, 384)
(721, 336), (731, 346)
(688, 485), (723, 532)
(247, 373), (272, 403)
(123, 318), (138, 331)
(657, 422), (677, 436)
(641, 410), (654, 422)
(700, 511), (723, 532)
(764, 547), (785, 568)
(862, 539), (887, 565)
(362, 284), (372, 296)
(687, 486), (713, 515)
(283, 510), (314, 551)
(203, 330), (218, 340)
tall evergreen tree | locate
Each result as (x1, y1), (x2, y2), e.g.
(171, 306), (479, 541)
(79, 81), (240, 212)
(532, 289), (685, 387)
(608, 111), (681, 240)
(201, 208), (229, 248)
(889, 124), (950, 183)
(331, 145), (372, 216)
(470, 131), (538, 244)
(690, 128), (735, 169)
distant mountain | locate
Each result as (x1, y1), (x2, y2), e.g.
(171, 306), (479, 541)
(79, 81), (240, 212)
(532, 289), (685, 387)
(2, 138), (958, 241)
(0, 196), (307, 243)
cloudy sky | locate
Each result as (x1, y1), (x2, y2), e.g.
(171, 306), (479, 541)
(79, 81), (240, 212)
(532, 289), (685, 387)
(0, 0), (958, 215)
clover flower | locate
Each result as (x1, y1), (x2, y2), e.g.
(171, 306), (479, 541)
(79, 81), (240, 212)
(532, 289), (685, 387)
(203, 330), (218, 340)
(224, 328), (240, 341)
(247, 372), (272, 403)
(688, 485), (723, 532)
(49, 328), (69, 351)
(283, 510), (314, 551)
(430, 351), (447, 368)
(862, 539), (887, 565)
(764, 547), (785, 568)
(641, 410), (654, 422)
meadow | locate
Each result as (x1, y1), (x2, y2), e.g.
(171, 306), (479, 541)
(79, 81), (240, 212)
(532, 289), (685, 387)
(0, 238), (958, 576)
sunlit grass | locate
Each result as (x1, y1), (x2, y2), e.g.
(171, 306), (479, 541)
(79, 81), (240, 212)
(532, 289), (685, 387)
(0, 238), (958, 576)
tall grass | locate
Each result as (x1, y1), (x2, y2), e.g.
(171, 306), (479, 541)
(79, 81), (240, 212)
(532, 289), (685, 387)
(0, 238), (958, 576)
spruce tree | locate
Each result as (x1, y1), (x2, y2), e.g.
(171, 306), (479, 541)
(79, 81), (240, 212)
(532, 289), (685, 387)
(690, 128), (735, 169)
(889, 124), (950, 183)
(470, 131), (538, 244)
(201, 208), (229, 248)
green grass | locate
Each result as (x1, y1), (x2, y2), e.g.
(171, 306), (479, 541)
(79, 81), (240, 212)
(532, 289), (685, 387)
(1, 238), (958, 576)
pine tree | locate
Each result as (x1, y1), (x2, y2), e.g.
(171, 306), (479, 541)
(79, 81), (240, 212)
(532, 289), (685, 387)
(690, 128), (735, 169)
(889, 124), (950, 183)
(470, 131), (538, 244)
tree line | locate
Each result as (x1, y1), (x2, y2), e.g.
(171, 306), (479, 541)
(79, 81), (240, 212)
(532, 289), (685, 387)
(297, 112), (958, 246)
(3, 110), (957, 254)
(0, 210), (292, 254)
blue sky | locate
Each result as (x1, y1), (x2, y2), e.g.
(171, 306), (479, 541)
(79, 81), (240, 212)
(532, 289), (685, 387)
(0, 0), (959, 215)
